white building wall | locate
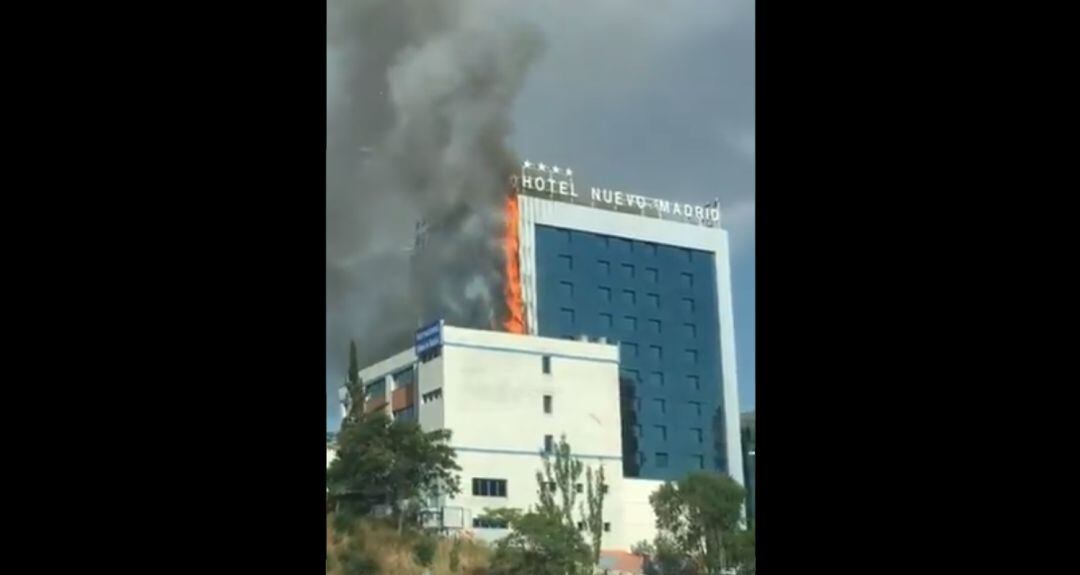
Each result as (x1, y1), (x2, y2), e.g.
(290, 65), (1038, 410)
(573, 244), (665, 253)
(517, 195), (744, 489)
(345, 326), (666, 551)
(438, 326), (635, 548)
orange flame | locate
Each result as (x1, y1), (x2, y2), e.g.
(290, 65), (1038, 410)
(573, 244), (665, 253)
(502, 193), (526, 334)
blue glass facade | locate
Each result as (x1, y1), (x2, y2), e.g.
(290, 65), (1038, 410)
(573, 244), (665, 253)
(533, 224), (727, 481)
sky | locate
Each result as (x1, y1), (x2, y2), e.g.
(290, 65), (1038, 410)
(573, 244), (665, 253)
(325, 0), (755, 424)
(506, 0), (756, 412)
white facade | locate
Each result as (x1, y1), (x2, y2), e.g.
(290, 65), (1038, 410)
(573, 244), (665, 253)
(354, 325), (662, 552)
(516, 194), (744, 491)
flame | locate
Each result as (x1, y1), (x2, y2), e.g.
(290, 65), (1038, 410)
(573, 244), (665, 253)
(502, 193), (526, 334)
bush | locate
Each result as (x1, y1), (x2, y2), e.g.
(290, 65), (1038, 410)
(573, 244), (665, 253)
(449, 539), (462, 573)
(333, 512), (358, 535)
(340, 553), (379, 575)
(413, 534), (437, 567)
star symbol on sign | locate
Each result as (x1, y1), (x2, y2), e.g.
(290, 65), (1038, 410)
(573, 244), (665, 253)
(523, 160), (532, 168)
(565, 168), (573, 177)
(552, 166), (561, 174)
(538, 162), (547, 171)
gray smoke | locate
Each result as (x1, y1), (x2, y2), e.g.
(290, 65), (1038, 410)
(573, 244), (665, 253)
(327, 0), (544, 422)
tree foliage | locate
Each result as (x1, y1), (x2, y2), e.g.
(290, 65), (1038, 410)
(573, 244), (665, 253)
(536, 435), (583, 525)
(581, 464), (608, 564)
(488, 436), (603, 575)
(488, 507), (592, 575)
(327, 340), (461, 532)
(648, 472), (749, 575)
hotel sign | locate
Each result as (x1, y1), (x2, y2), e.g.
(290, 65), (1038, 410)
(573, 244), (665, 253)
(513, 161), (721, 226)
(415, 319), (443, 356)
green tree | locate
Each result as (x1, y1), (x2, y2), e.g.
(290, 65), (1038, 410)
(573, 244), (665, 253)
(536, 435), (583, 526)
(327, 341), (461, 532)
(727, 527), (755, 575)
(488, 508), (592, 575)
(649, 472), (746, 575)
(580, 464), (608, 564)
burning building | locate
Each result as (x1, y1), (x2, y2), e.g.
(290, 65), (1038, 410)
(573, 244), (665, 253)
(356, 161), (744, 552)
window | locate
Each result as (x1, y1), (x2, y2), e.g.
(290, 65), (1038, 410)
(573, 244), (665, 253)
(645, 267), (659, 282)
(544, 435), (554, 453)
(681, 272), (694, 288)
(422, 388), (443, 404)
(542, 355), (551, 374)
(684, 349), (699, 364)
(623, 316), (637, 331)
(473, 517), (510, 529)
(559, 281), (574, 298)
(656, 452), (669, 468)
(621, 368), (640, 382)
(392, 367), (415, 390)
(654, 425), (667, 441)
(598, 287), (612, 302)
(622, 263), (635, 279)
(687, 375), (700, 390)
(690, 401), (703, 417)
(543, 481), (557, 492)
(601, 485), (609, 494)
(604, 522), (611, 532)
(393, 405), (416, 422)
(682, 298), (695, 313)
(575, 483), (583, 493)
(648, 319), (661, 334)
(560, 308), (576, 325)
(621, 343), (638, 358)
(599, 313), (613, 328)
(472, 478), (508, 497)
(684, 323), (697, 339)
(543, 394), (552, 414)
(650, 371), (664, 387)
(598, 260), (610, 275)
(646, 293), (660, 308)
(577, 522), (585, 531)
(649, 345), (662, 361)
(693, 455), (705, 470)
(558, 254), (573, 271)
(623, 290), (636, 305)
(691, 427), (704, 443)
(653, 398), (666, 415)
(365, 378), (386, 399)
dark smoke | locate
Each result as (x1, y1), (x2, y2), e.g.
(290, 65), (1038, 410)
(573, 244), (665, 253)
(327, 0), (544, 423)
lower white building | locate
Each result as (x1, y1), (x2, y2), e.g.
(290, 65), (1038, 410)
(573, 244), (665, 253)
(348, 322), (663, 552)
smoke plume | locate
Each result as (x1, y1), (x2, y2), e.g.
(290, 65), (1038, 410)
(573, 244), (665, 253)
(326, 0), (544, 421)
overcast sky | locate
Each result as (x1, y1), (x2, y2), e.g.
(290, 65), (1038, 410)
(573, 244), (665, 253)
(507, 0), (755, 411)
(325, 0), (755, 423)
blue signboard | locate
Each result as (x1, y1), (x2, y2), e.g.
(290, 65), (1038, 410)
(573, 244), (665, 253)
(415, 320), (444, 355)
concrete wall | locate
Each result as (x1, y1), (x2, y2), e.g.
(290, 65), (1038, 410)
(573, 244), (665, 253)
(440, 326), (634, 547)
(347, 325), (665, 551)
